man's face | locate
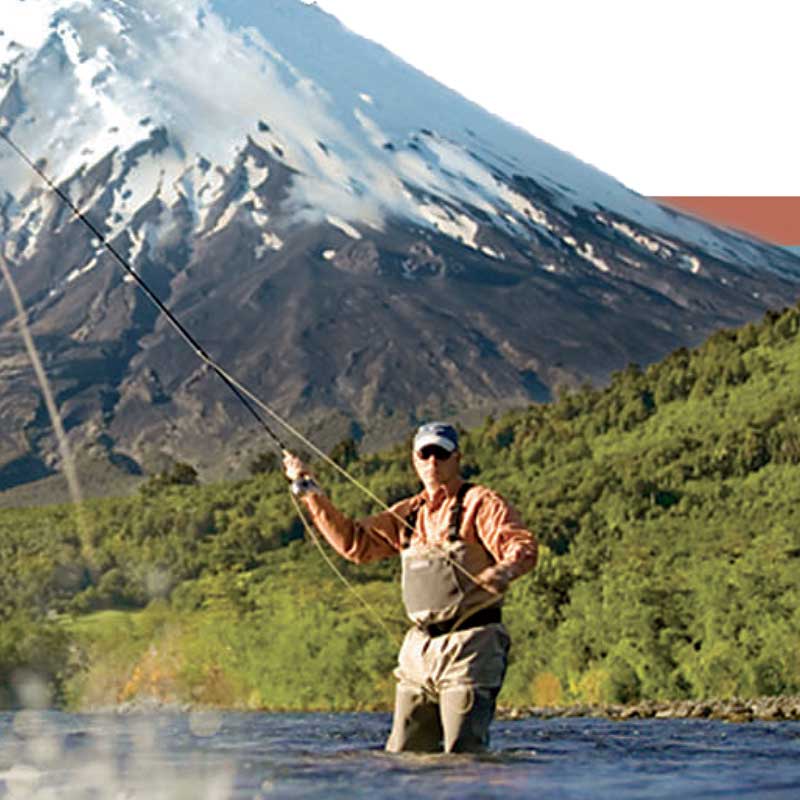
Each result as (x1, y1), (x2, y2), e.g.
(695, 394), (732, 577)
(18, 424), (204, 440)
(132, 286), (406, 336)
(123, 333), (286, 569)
(412, 444), (461, 490)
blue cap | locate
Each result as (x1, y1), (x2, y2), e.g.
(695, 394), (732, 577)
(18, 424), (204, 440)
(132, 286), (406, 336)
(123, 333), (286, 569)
(413, 421), (459, 453)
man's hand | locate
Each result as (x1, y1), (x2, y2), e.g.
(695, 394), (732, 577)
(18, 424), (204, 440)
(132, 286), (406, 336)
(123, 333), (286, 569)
(283, 452), (323, 498)
(282, 451), (312, 482)
(474, 564), (511, 595)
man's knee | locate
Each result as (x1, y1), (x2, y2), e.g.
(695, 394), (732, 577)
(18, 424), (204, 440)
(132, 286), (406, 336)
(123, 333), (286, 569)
(385, 685), (442, 753)
(440, 685), (499, 754)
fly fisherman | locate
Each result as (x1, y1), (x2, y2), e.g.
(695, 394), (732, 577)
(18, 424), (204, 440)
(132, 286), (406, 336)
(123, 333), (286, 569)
(283, 421), (537, 753)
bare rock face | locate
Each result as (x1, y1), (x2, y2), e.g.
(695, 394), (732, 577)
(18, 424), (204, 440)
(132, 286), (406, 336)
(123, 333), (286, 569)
(1, 0), (799, 497)
(330, 241), (380, 275)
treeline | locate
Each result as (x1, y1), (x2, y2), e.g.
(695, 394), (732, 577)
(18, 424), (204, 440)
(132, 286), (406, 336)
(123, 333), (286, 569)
(2, 301), (800, 710)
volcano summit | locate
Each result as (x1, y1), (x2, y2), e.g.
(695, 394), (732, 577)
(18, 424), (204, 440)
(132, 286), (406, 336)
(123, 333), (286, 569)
(1, 0), (799, 496)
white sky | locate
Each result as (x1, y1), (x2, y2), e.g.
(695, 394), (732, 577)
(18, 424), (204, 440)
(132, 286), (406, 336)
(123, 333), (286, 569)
(312, 0), (799, 197)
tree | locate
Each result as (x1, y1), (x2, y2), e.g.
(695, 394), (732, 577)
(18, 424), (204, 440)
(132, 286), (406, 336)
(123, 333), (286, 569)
(140, 462), (199, 494)
(248, 451), (278, 475)
(330, 437), (359, 468)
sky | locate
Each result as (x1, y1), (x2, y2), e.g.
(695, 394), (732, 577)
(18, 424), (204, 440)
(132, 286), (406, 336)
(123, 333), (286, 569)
(311, 0), (799, 199)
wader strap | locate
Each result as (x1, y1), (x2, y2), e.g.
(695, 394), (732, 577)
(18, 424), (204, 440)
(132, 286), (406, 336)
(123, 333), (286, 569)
(401, 501), (422, 548)
(402, 481), (473, 548)
(447, 482), (473, 542)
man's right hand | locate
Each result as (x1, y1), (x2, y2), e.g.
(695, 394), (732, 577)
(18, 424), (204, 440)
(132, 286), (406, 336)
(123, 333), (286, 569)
(282, 451), (311, 482)
(283, 452), (324, 499)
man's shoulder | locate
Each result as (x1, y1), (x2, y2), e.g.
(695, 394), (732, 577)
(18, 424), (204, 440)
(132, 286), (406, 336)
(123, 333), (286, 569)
(465, 483), (515, 508)
(464, 482), (499, 498)
(388, 491), (426, 516)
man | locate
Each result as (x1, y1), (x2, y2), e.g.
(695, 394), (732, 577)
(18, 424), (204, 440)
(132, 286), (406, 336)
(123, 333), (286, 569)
(283, 421), (537, 753)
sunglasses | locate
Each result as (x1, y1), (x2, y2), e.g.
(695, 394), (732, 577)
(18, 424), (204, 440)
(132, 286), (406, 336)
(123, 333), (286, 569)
(416, 445), (453, 461)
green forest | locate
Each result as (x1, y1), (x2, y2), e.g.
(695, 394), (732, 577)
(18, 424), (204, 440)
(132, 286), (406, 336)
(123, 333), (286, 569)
(2, 301), (800, 712)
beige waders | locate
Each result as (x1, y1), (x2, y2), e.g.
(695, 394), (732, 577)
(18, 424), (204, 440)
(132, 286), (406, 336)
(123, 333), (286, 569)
(387, 485), (510, 754)
(385, 621), (510, 753)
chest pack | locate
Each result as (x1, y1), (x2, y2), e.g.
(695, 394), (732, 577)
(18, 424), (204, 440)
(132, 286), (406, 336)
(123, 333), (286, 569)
(400, 483), (500, 627)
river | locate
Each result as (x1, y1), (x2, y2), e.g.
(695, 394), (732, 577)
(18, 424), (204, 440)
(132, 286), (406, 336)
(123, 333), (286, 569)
(1, 711), (799, 798)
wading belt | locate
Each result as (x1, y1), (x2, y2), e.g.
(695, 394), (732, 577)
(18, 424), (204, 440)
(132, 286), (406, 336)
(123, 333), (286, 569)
(424, 605), (502, 637)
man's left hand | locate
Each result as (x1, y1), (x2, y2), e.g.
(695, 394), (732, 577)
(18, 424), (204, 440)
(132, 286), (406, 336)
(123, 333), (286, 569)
(474, 565), (511, 595)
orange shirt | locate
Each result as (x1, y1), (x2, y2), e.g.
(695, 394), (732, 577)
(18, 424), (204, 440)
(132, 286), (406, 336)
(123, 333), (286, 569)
(302, 479), (537, 583)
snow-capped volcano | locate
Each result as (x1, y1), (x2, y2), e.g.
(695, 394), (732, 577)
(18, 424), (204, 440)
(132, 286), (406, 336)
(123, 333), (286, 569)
(1, 0), (799, 496)
(3, 0), (796, 267)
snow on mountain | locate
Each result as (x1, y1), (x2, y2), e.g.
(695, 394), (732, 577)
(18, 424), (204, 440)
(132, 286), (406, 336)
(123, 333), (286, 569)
(1, 0), (796, 277)
(1, 0), (800, 496)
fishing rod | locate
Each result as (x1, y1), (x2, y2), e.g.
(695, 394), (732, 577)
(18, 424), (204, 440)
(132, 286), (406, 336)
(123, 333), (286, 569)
(0, 126), (421, 638)
(0, 128), (497, 616)
(0, 126), (411, 507)
(0, 127), (289, 452)
(1, 125), (429, 520)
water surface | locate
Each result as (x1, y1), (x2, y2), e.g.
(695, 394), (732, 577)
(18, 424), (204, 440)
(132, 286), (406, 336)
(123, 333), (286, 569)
(1, 711), (799, 798)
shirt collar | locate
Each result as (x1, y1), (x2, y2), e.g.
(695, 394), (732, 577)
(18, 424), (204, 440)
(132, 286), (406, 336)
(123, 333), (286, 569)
(423, 478), (464, 510)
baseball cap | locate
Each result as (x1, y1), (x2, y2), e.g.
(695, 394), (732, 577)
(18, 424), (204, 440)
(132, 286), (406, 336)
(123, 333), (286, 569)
(413, 421), (459, 454)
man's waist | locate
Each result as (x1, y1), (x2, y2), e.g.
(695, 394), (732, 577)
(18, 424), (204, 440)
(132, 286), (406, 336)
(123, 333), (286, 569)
(420, 606), (502, 637)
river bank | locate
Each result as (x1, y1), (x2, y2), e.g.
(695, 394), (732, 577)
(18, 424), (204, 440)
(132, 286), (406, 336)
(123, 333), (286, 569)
(106, 694), (800, 724)
(500, 695), (800, 723)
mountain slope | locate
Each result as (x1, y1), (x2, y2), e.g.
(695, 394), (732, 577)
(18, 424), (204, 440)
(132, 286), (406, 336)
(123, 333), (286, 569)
(3, 301), (800, 706)
(1, 0), (799, 495)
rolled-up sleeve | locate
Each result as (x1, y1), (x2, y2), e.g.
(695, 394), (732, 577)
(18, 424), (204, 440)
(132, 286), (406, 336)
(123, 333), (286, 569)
(473, 489), (537, 581)
(301, 493), (415, 564)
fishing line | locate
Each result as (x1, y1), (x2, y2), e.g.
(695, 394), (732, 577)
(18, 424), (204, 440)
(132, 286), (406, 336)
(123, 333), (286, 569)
(289, 492), (402, 646)
(0, 256), (94, 562)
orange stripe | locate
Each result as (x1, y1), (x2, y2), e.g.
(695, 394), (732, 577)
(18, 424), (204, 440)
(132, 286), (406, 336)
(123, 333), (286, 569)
(650, 197), (800, 246)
